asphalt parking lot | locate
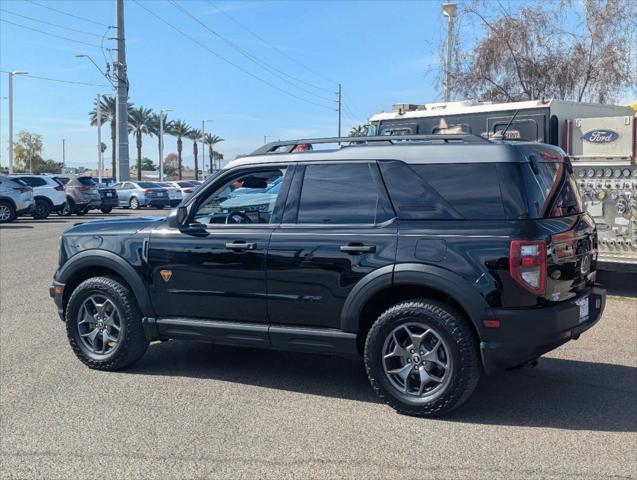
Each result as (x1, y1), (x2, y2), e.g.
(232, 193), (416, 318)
(1, 210), (636, 479)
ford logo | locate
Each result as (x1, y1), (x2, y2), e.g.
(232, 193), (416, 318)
(581, 129), (619, 144)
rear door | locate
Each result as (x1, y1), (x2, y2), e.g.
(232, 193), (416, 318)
(267, 162), (397, 329)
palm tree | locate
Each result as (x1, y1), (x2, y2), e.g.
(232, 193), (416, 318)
(149, 112), (173, 174)
(348, 125), (367, 137)
(168, 120), (191, 180)
(187, 129), (202, 181)
(90, 97), (133, 179)
(128, 106), (154, 180)
(204, 134), (224, 173)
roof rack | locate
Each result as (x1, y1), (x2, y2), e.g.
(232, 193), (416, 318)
(249, 133), (491, 155)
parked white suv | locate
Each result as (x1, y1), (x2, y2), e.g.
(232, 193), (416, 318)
(0, 175), (34, 223)
(9, 174), (67, 219)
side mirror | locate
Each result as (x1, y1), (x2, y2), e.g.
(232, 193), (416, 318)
(167, 206), (187, 229)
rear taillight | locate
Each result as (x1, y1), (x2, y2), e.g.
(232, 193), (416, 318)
(183, 189), (193, 193)
(14, 187), (31, 193)
(75, 185), (90, 192)
(509, 240), (547, 295)
(55, 185), (64, 191)
(144, 189), (154, 195)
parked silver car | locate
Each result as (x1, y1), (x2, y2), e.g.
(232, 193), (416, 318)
(156, 182), (183, 207)
(0, 175), (34, 223)
(112, 181), (170, 209)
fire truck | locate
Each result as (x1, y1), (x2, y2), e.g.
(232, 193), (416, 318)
(368, 99), (637, 271)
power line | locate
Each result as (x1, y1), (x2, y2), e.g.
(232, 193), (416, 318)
(1, 18), (102, 48)
(0, 8), (102, 38)
(0, 70), (110, 87)
(133, 0), (333, 111)
(25, 0), (110, 28)
(168, 0), (334, 103)
(206, 0), (336, 93)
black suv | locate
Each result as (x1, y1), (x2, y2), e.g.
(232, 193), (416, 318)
(50, 134), (606, 416)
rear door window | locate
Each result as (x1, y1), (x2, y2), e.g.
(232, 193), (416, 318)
(296, 163), (392, 224)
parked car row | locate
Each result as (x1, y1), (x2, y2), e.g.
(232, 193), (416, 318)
(0, 173), (203, 223)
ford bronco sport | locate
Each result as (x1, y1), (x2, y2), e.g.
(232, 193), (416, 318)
(50, 134), (606, 416)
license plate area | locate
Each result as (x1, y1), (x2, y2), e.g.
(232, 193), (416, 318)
(575, 296), (589, 323)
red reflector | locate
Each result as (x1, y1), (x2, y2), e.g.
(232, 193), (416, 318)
(521, 256), (538, 266)
(483, 319), (501, 329)
(563, 330), (572, 339)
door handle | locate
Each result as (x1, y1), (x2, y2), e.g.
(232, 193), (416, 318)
(340, 244), (376, 254)
(225, 241), (256, 251)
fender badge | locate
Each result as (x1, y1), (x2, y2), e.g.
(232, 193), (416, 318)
(160, 270), (172, 282)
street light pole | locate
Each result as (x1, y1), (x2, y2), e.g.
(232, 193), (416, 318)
(442, 3), (458, 103)
(8, 71), (28, 174)
(62, 139), (66, 169)
(159, 108), (172, 182)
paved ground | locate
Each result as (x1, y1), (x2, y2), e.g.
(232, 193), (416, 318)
(1, 210), (636, 479)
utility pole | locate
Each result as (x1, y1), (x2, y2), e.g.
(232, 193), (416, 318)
(442, 3), (457, 103)
(8, 71), (28, 174)
(62, 139), (66, 169)
(337, 83), (342, 138)
(115, 0), (130, 181)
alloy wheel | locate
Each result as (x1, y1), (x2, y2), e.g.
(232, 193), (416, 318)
(382, 322), (453, 399)
(0, 204), (11, 222)
(77, 294), (122, 356)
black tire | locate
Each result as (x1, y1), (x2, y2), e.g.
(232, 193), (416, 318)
(364, 299), (481, 417)
(0, 200), (16, 223)
(129, 197), (140, 210)
(100, 207), (113, 214)
(32, 198), (51, 220)
(65, 276), (149, 370)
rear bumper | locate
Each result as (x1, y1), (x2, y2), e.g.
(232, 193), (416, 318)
(98, 198), (119, 208)
(147, 199), (169, 207)
(480, 285), (606, 374)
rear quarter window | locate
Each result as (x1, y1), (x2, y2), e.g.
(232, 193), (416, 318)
(380, 161), (510, 220)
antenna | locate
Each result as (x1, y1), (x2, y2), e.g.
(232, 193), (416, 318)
(499, 109), (520, 139)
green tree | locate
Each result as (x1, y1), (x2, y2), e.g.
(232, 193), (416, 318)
(128, 106), (154, 180)
(13, 130), (44, 172)
(168, 120), (191, 180)
(187, 129), (202, 180)
(204, 134), (224, 172)
(141, 157), (156, 171)
(32, 158), (63, 174)
(90, 96), (132, 178)
(348, 125), (367, 137)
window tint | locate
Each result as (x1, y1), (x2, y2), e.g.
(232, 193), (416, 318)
(78, 177), (97, 186)
(194, 168), (286, 225)
(18, 177), (46, 187)
(296, 163), (390, 224)
(411, 164), (506, 219)
(379, 161), (457, 220)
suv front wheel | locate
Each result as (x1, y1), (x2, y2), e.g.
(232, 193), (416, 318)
(364, 300), (481, 417)
(65, 276), (149, 370)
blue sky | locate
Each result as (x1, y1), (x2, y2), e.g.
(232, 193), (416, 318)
(0, 0), (446, 169)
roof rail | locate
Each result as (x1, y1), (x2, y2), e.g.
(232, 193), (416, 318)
(249, 133), (491, 155)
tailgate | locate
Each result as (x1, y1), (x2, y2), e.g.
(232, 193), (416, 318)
(547, 214), (598, 302)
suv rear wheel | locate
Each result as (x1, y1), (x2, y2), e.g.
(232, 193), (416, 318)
(364, 300), (481, 417)
(65, 276), (149, 370)
(32, 198), (51, 220)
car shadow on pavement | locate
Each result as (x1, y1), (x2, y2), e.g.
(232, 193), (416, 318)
(129, 341), (636, 432)
(0, 224), (34, 229)
(597, 271), (637, 297)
